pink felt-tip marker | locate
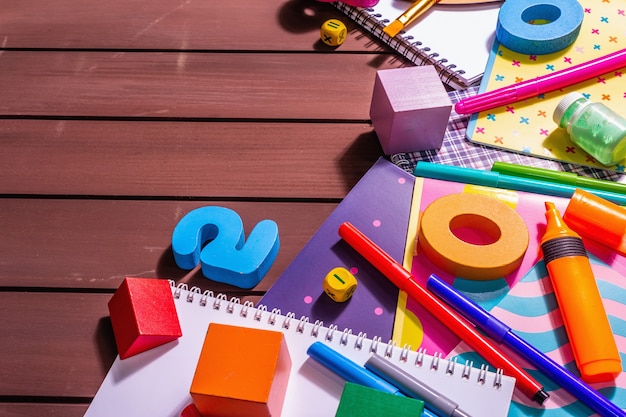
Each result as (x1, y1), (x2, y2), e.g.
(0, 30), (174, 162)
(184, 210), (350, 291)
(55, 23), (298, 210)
(455, 48), (626, 115)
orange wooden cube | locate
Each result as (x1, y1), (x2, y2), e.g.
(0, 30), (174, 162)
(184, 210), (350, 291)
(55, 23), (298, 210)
(190, 323), (292, 417)
(107, 277), (182, 359)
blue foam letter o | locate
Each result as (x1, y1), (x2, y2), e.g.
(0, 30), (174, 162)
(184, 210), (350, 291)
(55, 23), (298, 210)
(496, 0), (584, 55)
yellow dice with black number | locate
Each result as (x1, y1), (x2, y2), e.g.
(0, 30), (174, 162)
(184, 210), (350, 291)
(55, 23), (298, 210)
(320, 19), (347, 47)
(323, 267), (357, 302)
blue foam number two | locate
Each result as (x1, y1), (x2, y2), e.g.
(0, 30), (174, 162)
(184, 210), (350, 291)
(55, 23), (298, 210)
(171, 206), (280, 289)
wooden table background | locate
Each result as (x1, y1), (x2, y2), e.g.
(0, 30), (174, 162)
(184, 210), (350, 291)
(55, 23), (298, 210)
(0, 1), (412, 415)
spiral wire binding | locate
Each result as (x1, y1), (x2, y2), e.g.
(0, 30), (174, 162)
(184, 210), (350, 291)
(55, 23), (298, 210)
(478, 364), (488, 385)
(399, 344), (411, 363)
(283, 312), (296, 330)
(268, 308), (281, 326)
(333, 2), (470, 90)
(340, 328), (352, 346)
(415, 348), (425, 367)
(431, 352), (441, 371)
(169, 281), (504, 388)
(446, 356), (457, 375)
(384, 339), (395, 358)
(325, 324), (338, 342)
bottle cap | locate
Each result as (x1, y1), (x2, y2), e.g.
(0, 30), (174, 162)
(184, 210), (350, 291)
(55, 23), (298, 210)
(552, 92), (584, 125)
(563, 188), (626, 256)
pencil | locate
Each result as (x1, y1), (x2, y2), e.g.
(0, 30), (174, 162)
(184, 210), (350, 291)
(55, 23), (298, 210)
(384, 0), (439, 37)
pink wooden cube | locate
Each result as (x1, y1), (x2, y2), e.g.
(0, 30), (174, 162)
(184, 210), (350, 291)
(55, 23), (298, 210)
(108, 277), (182, 359)
(369, 66), (452, 154)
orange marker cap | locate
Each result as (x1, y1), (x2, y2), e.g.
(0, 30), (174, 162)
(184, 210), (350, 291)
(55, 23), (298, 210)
(563, 188), (626, 256)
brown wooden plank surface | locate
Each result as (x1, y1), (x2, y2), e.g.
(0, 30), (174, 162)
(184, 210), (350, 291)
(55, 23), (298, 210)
(0, 199), (337, 290)
(0, 293), (116, 398)
(0, 120), (381, 198)
(0, 0), (383, 52)
(0, 0), (399, 413)
(0, 52), (401, 119)
(0, 404), (87, 417)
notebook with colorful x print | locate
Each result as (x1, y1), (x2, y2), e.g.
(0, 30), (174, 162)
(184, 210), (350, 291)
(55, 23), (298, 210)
(466, 0), (626, 173)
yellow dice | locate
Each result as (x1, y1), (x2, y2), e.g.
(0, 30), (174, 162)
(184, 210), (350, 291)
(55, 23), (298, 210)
(320, 19), (347, 47)
(323, 267), (358, 302)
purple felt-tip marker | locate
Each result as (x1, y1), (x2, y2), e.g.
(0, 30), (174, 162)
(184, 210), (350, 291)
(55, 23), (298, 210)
(426, 273), (625, 417)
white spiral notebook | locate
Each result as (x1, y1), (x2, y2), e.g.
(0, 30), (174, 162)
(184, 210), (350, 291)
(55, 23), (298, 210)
(333, 0), (501, 90)
(85, 282), (515, 417)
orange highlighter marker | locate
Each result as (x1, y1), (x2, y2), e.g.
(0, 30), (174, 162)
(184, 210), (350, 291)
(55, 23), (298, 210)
(541, 202), (622, 383)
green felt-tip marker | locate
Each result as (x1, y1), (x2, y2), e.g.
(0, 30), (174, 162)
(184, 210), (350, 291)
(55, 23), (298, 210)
(491, 161), (626, 195)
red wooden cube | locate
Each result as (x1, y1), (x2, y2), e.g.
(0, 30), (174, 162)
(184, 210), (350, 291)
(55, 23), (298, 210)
(108, 277), (182, 359)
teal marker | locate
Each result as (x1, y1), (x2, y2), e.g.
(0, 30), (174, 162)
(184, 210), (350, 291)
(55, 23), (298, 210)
(413, 162), (626, 206)
(491, 161), (626, 195)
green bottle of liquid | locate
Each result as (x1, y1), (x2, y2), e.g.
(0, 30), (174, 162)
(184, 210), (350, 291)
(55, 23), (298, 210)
(553, 92), (626, 166)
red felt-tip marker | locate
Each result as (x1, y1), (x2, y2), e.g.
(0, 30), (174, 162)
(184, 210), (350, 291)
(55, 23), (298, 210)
(338, 221), (549, 405)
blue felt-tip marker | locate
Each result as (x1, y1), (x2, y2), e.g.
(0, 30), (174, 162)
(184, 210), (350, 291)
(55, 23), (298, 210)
(307, 341), (403, 395)
(306, 342), (438, 417)
(426, 274), (625, 417)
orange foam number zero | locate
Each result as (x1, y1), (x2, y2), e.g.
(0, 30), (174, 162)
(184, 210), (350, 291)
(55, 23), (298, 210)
(540, 202), (622, 383)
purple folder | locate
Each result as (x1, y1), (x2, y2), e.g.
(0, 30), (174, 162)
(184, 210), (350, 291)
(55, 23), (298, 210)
(260, 158), (415, 340)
